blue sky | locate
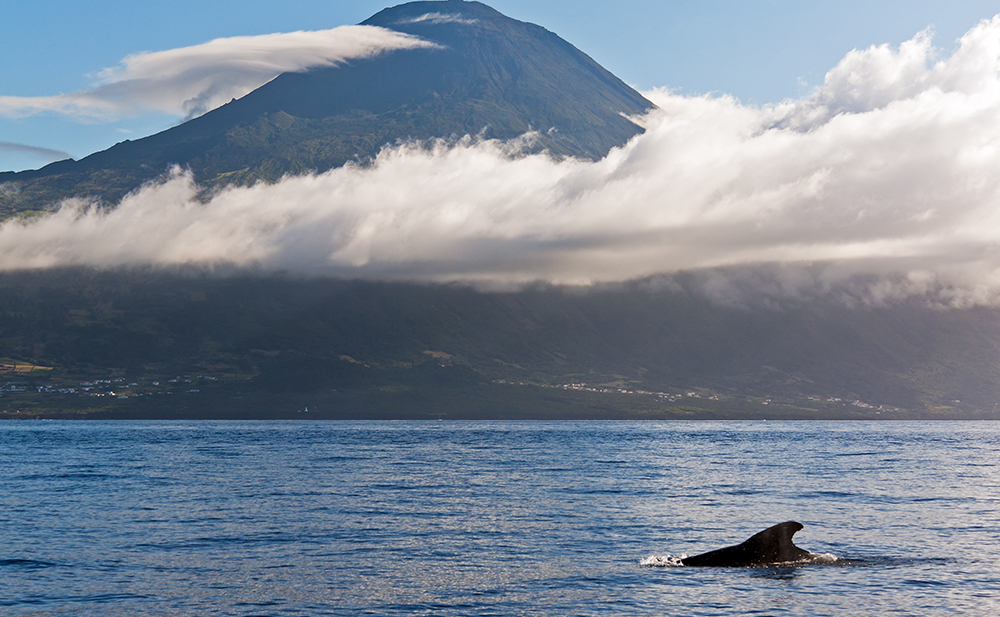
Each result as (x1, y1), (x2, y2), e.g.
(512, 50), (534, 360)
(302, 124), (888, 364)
(2, 0), (999, 172)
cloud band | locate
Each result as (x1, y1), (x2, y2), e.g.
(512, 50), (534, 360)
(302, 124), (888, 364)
(0, 141), (71, 161)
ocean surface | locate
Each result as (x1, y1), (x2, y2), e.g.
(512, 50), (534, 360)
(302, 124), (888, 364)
(1, 421), (998, 616)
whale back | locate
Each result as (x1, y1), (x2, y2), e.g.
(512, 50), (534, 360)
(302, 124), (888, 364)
(681, 521), (812, 567)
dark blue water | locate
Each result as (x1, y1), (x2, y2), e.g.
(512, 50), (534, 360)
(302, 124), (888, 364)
(1, 421), (998, 616)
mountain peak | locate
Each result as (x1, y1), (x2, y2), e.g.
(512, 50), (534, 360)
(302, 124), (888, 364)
(2, 1), (653, 214)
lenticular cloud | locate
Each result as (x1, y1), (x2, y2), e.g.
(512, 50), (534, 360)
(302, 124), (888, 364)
(4, 18), (1000, 304)
(0, 26), (437, 121)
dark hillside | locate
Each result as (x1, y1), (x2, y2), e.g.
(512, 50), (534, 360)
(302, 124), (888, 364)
(1, 269), (997, 418)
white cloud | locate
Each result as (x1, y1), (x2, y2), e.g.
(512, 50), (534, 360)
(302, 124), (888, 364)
(4, 18), (1000, 305)
(0, 26), (437, 121)
(395, 12), (480, 26)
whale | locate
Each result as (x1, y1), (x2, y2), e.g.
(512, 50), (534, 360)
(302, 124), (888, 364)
(681, 521), (817, 567)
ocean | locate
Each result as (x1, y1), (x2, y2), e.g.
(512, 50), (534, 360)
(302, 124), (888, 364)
(1, 420), (998, 616)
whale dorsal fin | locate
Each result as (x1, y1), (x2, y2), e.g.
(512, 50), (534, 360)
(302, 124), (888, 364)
(682, 521), (813, 567)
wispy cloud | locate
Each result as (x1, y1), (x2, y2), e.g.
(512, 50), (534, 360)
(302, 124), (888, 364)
(0, 141), (70, 162)
(395, 12), (480, 26)
(0, 26), (437, 121)
(4, 18), (1000, 306)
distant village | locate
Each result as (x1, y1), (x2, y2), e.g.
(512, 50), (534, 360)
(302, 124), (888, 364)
(494, 379), (900, 413)
(550, 382), (720, 404)
(0, 375), (216, 400)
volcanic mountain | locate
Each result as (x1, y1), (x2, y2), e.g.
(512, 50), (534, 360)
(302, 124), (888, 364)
(0, 0), (654, 214)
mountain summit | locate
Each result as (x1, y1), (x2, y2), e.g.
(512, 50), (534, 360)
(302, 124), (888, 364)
(1, 0), (654, 214)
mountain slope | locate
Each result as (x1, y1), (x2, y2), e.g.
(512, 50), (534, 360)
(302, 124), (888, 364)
(0, 268), (997, 418)
(0, 0), (653, 214)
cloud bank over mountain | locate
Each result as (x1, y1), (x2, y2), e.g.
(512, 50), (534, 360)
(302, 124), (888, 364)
(3, 17), (1000, 305)
(0, 26), (437, 121)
